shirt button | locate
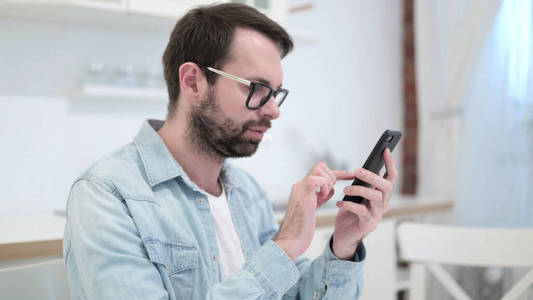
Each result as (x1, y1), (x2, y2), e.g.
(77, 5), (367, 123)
(212, 254), (217, 261)
(197, 197), (204, 204)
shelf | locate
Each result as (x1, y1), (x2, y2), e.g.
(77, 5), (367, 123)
(70, 84), (168, 102)
(0, 1), (316, 43)
(0, 2), (177, 33)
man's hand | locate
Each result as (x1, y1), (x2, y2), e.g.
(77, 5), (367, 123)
(274, 162), (354, 260)
(332, 148), (398, 260)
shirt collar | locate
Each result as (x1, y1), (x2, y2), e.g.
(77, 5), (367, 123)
(134, 119), (186, 187)
(133, 119), (241, 192)
(220, 162), (241, 192)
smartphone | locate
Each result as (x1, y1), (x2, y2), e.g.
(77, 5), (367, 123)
(343, 130), (402, 204)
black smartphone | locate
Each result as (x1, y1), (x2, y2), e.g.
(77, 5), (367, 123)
(343, 130), (402, 204)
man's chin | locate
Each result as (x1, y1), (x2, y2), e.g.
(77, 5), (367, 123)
(248, 139), (261, 146)
(228, 141), (260, 158)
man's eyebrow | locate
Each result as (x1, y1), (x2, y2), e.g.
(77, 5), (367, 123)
(251, 77), (283, 89)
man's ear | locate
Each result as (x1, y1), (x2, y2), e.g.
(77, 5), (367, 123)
(178, 62), (207, 100)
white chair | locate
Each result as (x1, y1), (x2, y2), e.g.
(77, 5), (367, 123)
(0, 258), (70, 300)
(397, 222), (533, 300)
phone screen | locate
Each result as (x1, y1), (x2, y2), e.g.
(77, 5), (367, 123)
(343, 130), (402, 204)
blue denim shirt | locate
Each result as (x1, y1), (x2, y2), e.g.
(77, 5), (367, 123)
(64, 119), (366, 299)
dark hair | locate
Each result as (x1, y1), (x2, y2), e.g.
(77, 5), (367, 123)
(162, 3), (293, 115)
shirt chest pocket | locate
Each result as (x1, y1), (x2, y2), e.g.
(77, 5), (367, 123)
(144, 239), (199, 300)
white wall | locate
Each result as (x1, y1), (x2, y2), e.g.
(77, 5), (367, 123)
(0, 0), (402, 215)
(234, 0), (404, 205)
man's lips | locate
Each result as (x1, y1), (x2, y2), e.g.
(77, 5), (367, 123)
(247, 127), (268, 139)
(248, 127), (268, 134)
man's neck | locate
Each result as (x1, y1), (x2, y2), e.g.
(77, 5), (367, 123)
(157, 117), (223, 196)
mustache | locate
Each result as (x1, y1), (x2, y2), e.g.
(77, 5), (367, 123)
(242, 118), (271, 132)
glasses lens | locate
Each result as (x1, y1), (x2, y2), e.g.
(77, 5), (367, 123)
(248, 83), (288, 109)
(248, 84), (271, 108)
(274, 90), (288, 107)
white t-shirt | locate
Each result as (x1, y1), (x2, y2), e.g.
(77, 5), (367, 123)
(206, 185), (246, 282)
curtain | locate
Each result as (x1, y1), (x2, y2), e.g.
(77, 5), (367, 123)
(416, 0), (532, 299)
(456, 0), (533, 227)
(415, 0), (503, 199)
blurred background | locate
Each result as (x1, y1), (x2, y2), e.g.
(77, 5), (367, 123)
(0, 0), (531, 299)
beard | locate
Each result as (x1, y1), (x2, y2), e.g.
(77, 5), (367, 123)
(187, 88), (271, 159)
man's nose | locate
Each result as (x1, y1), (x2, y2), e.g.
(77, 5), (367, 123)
(258, 95), (281, 120)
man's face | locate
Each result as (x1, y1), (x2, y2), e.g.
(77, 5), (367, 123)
(188, 88), (271, 157)
(188, 28), (284, 158)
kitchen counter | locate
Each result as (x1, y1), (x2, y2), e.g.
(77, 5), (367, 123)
(0, 195), (453, 261)
(0, 214), (65, 261)
(275, 195), (454, 226)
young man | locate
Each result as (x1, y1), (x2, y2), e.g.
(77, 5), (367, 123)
(64, 3), (398, 299)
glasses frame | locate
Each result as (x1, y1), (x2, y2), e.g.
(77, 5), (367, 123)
(205, 66), (288, 110)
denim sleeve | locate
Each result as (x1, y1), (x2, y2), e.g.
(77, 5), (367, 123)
(259, 197), (366, 299)
(206, 240), (301, 299)
(282, 239), (366, 299)
(63, 177), (169, 300)
(208, 236), (365, 300)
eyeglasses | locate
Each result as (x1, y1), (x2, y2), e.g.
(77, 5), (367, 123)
(204, 66), (289, 110)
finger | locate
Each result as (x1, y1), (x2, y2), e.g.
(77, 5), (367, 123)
(383, 148), (398, 183)
(306, 175), (331, 198)
(314, 163), (335, 191)
(355, 168), (393, 193)
(311, 170), (333, 200)
(318, 188), (335, 208)
(309, 163), (334, 188)
(344, 185), (383, 204)
(333, 170), (356, 181)
(337, 201), (375, 225)
(344, 185), (384, 218)
(317, 162), (336, 186)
